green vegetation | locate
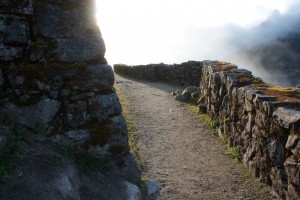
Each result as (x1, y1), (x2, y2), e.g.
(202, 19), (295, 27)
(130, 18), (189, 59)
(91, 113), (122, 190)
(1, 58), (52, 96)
(186, 103), (217, 134)
(114, 86), (142, 169)
(225, 146), (241, 160)
(252, 76), (264, 84)
(57, 145), (110, 175)
(0, 119), (22, 182)
(219, 133), (229, 144)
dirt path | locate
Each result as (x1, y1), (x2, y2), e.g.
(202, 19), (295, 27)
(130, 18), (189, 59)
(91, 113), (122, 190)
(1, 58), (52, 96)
(115, 74), (277, 200)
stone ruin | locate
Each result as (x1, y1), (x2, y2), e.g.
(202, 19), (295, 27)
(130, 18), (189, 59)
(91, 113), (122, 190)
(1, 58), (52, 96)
(115, 61), (300, 200)
(0, 1), (141, 199)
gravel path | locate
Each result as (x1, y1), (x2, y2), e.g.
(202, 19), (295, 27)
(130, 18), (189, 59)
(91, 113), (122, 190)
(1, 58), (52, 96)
(115, 74), (278, 200)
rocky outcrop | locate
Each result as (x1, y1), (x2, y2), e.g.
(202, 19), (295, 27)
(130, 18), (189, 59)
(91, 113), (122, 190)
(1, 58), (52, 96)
(114, 61), (203, 86)
(0, 0), (141, 199)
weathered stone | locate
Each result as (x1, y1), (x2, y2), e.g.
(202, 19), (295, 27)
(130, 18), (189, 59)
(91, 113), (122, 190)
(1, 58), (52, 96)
(287, 184), (300, 200)
(0, 0), (33, 14)
(254, 94), (276, 107)
(232, 68), (252, 75)
(0, 97), (61, 129)
(114, 62), (202, 86)
(175, 91), (190, 102)
(88, 94), (122, 120)
(267, 138), (285, 167)
(286, 134), (300, 153)
(0, 15), (29, 45)
(0, 46), (23, 61)
(262, 101), (274, 117)
(70, 92), (95, 101)
(249, 159), (259, 177)
(270, 168), (288, 198)
(284, 157), (300, 187)
(243, 142), (256, 166)
(0, 154), (81, 200)
(147, 179), (160, 200)
(0, 69), (4, 87)
(69, 64), (114, 92)
(67, 101), (88, 128)
(16, 76), (25, 85)
(65, 130), (90, 144)
(0, 126), (10, 150)
(123, 181), (142, 200)
(57, 36), (105, 62)
(35, 1), (98, 38)
(273, 107), (300, 129)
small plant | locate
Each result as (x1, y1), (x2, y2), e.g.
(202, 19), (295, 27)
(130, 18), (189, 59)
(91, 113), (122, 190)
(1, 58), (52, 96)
(115, 86), (142, 169)
(225, 146), (241, 160)
(199, 114), (217, 134)
(252, 76), (264, 84)
(219, 133), (229, 144)
(57, 145), (110, 175)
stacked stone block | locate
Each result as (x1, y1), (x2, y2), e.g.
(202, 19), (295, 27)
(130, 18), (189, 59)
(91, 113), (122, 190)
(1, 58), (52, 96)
(0, 0), (140, 182)
(114, 61), (203, 86)
(200, 61), (300, 199)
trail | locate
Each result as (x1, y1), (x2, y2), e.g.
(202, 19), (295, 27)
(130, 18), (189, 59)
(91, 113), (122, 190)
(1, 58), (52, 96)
(115, 74), (277, 200)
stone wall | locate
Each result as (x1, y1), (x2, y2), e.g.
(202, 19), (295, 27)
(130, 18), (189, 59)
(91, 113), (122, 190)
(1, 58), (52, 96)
(115, 60), (300, 199)
(114, 61), (203, 86)
(0, 0), (140, 187)
(200, 61), (300, 200)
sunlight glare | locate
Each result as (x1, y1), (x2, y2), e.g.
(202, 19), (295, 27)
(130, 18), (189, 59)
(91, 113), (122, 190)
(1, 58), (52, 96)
(96, 0), (289, 65)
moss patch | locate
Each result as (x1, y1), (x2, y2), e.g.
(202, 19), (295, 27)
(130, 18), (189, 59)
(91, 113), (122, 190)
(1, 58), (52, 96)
(213, 61), (237, 72)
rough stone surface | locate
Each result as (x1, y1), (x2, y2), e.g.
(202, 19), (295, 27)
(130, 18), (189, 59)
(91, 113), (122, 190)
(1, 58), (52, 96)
(0, 69), (4, 87)
(57, 36), (105, 62)
(199, 61), (300, 199)
(273, 107), (300, 129)
(147, 180), (160, 199)
(0, 0), (141, 199)
(0, 0), (33, 14)
(124, 181), (142, 200)
(0, 46), (23, 61)
(114, 61), (203, 86)
(0, 15), (29, 45)
(0, 97), (61, 129)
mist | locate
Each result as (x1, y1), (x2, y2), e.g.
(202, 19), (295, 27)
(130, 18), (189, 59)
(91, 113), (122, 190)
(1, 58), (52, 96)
(97, 0), (300, 86)
(180, 1), (300, 86)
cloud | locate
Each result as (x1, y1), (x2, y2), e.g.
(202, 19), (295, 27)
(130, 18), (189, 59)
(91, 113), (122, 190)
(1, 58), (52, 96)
(180, 1), (300, 86)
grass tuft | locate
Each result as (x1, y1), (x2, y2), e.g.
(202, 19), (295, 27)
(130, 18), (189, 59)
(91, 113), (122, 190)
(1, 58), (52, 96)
(114, 86), (142, 168)
(186, 103), (217, 134)
(225, 146), (241, 160)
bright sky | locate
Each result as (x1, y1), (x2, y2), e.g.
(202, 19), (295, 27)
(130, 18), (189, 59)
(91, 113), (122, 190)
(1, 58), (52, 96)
(96, 0), (292, 65)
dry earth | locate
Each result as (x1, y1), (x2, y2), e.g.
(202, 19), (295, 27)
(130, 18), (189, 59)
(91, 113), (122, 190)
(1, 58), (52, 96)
(115, 74), (279, 200)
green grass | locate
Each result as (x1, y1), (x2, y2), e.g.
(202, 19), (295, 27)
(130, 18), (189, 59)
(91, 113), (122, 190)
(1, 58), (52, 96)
(114, 86), (142, 169)
(252, 76), (264, 84)
(225, 146), (241, 160)
(186, 103), (217, 134)
(219, 133), (229, 144)
(57, 145), (110, 175)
